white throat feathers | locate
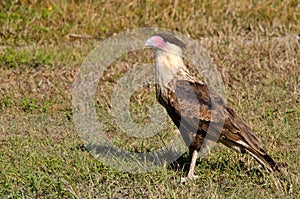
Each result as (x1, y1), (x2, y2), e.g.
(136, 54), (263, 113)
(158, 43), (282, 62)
(154, 47), (190, 88)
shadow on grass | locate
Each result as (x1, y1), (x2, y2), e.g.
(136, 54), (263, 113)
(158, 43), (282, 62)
(79, 142), (186, 172)
(77, 141), (285, 182)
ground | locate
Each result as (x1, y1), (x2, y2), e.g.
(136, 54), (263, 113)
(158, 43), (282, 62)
(0, 1), (299, 198)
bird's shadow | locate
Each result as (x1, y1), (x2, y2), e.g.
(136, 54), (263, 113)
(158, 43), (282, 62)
(80, 142), (267, 179)
(167, 154), (191, 173)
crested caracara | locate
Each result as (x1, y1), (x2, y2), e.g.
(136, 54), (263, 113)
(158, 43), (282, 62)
(145, 33), (284, 181)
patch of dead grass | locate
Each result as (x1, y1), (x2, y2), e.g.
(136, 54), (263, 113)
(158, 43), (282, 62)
(0, 0), (299, 198)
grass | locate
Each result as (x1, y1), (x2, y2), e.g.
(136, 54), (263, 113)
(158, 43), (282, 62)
(0, 0), (299, 198)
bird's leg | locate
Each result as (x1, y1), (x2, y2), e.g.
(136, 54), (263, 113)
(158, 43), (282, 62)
(187, 149), (199, 180)
(181, 149), (199, 183)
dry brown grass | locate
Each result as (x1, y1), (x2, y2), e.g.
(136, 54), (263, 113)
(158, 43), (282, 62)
(0, 0), (299, 198)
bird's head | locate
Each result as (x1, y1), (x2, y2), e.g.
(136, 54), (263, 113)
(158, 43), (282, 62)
(145, 33), (186, 56)
(145, 33), (191, 87)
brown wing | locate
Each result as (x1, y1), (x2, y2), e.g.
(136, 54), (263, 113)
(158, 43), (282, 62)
(163, 79), (262, 151)
(222, 107), (263, 152)
(160, 79), (226, 140)
(160, 79), (281, 171)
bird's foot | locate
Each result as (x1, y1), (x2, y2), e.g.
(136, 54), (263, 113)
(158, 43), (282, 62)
(181, 174), (199, 183)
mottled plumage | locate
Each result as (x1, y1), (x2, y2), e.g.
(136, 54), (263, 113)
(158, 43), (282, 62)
(145, 33), (284, 180)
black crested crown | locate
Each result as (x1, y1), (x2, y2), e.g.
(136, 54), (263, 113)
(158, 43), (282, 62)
(153, 33), (186, 49)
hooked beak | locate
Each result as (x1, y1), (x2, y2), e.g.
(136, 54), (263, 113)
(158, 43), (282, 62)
(144, 38), (153, 47)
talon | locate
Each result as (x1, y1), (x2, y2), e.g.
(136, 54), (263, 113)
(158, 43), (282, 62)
(181, 177), (188, 183)
(187, 174), (199, 180)
(181, 174), (199, 183)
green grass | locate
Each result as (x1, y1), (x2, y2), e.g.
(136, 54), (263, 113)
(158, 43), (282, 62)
(0, 0), (299, 198)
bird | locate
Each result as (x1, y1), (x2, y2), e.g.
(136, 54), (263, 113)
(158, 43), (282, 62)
(145, 32), (284, 181)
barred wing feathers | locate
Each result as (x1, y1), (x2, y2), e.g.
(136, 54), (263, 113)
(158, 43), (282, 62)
(162, 79), (279, 171)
